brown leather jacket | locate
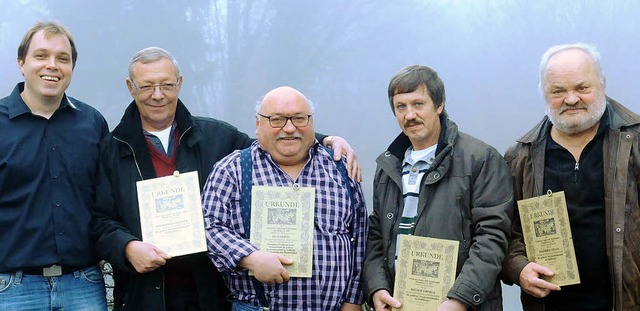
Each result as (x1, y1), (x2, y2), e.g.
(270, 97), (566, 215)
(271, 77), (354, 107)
(502, 98), (640, 311)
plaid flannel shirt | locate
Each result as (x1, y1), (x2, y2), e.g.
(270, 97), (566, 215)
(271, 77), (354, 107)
(202, 141), (367, 310)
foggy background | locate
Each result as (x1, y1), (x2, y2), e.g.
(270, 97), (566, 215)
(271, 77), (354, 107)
(3, 1), (640, 309)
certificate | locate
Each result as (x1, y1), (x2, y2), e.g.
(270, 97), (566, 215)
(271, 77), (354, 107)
(250, 185), (315, 278)
(136, 171), (207, 257)
(393, 235), (459, 311)
(517, 191), (580, 286)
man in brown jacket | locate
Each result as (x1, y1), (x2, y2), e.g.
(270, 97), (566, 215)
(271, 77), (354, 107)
(503, 43), (640, 310)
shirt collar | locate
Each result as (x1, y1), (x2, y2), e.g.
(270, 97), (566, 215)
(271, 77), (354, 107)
(8, 82), (78, 119)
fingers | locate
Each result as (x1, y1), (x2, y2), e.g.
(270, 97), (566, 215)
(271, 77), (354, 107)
(277, 254), (294, 265)
(154, 247), (173, 260)
(519, 262), (561, 298)
(333, 144), (344, 161)
(373, 290), (401, 311)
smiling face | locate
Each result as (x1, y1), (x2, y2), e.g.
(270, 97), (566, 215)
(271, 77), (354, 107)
(543, 48), (606, 135)
(393, 84), (444, 150)
(18, 30), (73, 104)
(256, 87), (315, 167)
(127, 57), (182, 131)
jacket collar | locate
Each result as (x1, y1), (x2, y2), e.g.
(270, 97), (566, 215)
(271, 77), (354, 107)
(111, 98), (199, 179)
(386, 111), (454, 160)
(516, 97), (640, 145)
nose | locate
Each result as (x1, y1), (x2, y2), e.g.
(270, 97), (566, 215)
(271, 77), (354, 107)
(404, 106), (417, 120)
(281, 118), (297, 133)
(45, 56), (58, 69)
(151, 86), (164, 100)
(564, 91), (579, 105)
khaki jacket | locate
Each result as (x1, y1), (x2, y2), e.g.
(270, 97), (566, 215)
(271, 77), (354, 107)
(502, 98), (640, 310)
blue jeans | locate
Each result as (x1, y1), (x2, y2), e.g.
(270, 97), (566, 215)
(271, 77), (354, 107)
(232, 300), (265, 311)
(0, 265), (107, 311)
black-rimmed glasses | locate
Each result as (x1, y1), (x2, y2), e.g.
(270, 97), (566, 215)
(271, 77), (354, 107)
(257, 113), (312, 128)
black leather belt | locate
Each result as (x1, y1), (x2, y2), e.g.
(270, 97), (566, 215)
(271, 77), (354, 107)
(21, 265), (87, 276)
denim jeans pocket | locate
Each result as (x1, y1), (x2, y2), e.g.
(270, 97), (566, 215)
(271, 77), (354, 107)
(79, 266), (105, 284)
(0, 273), (14, 292)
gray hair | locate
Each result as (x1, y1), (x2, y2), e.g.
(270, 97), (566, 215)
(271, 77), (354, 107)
(128, 47), (181, 81)
(538, 43), (605, 93)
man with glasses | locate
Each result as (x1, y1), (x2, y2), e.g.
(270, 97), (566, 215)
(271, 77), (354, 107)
(91, 48), (360, 310)
(0, 21), (108, 310)
(202, 86), (367, 310)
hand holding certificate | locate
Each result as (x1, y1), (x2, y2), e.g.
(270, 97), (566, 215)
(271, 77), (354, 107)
(393, 235), (459, 311)
(250, 185), (315, 278)
(136, 171), (207, 257)
(517, 191), (580, 286)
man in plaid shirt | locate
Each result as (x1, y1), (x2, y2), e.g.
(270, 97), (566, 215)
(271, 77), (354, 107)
(202, 86), (367, 310)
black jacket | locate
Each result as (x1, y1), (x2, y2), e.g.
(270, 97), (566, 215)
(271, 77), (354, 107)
(91, 100), (253, 310)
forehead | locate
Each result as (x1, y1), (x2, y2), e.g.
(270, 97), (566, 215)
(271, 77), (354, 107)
(544, 49), (599, 86)
(393, 84), (431, 102)
(29, 30), (72, 54)
(260, 91), (311, 114)
(131, 58), (177, 81)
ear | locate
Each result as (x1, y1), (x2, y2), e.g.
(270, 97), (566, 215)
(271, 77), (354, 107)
(176, 75), (183, 93)
(18, 59), (25, 76)
(126, 79), (135, 97)
(436, 102), (445, 115)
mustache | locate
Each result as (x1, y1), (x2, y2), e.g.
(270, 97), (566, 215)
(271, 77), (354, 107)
(404, 120), (423, 127)
(559, 104), (587, 113)
(276, 132), (303, 139)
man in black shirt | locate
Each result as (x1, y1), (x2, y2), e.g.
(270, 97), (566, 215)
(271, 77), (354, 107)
(502, 43), (640, 310)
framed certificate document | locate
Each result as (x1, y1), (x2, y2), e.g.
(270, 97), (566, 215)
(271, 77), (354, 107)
(250, 185), (315, 278)
(517, 191), (580, 286)
(136, 171), (207, 257)
(393, 235), (459, 311)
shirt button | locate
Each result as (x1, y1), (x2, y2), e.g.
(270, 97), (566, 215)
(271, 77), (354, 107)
(53, 175), (58, 179)
(155, 286), (161, 290)
(616, 227), (622, 233)
(51, 147), (55, 151)
(412, 168), (417, 173)
(55, 202), (61, 207)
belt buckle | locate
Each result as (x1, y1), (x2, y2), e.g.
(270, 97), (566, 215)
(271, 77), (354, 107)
(43, 265), (62, 277)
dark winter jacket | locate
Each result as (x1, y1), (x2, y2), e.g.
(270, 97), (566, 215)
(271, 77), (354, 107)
(502, 98), (640, 310)
(91, 100), (252, 311)
(363, 113), (513, 310)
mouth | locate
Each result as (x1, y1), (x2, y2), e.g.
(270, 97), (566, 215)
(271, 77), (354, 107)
(41, 75), (61, 82)
(405, 122), (422, 128)
(560, 107), (586, 114)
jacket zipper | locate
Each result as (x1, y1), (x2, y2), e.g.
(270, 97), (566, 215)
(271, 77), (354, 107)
(113, 136), (143, 180)
(457, 195), (468, 249)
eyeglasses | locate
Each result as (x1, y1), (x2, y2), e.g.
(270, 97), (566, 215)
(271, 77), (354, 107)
(257, 113), (312, 128)
(131, 80), (180, 95)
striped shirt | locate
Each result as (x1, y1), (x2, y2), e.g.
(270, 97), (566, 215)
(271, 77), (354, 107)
(395, 145), (436, 263)
(202, 141), (367, 310)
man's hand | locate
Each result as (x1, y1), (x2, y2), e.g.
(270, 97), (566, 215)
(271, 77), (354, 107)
(437, 299), (468, 311)
(372, 289), (401, 311)
(324, 135), (362, 182)
(239, 250), (293, 285)
(340, 302), (362, 311)
(125, 240), (172, 273)
(519, 262), (561, 298)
